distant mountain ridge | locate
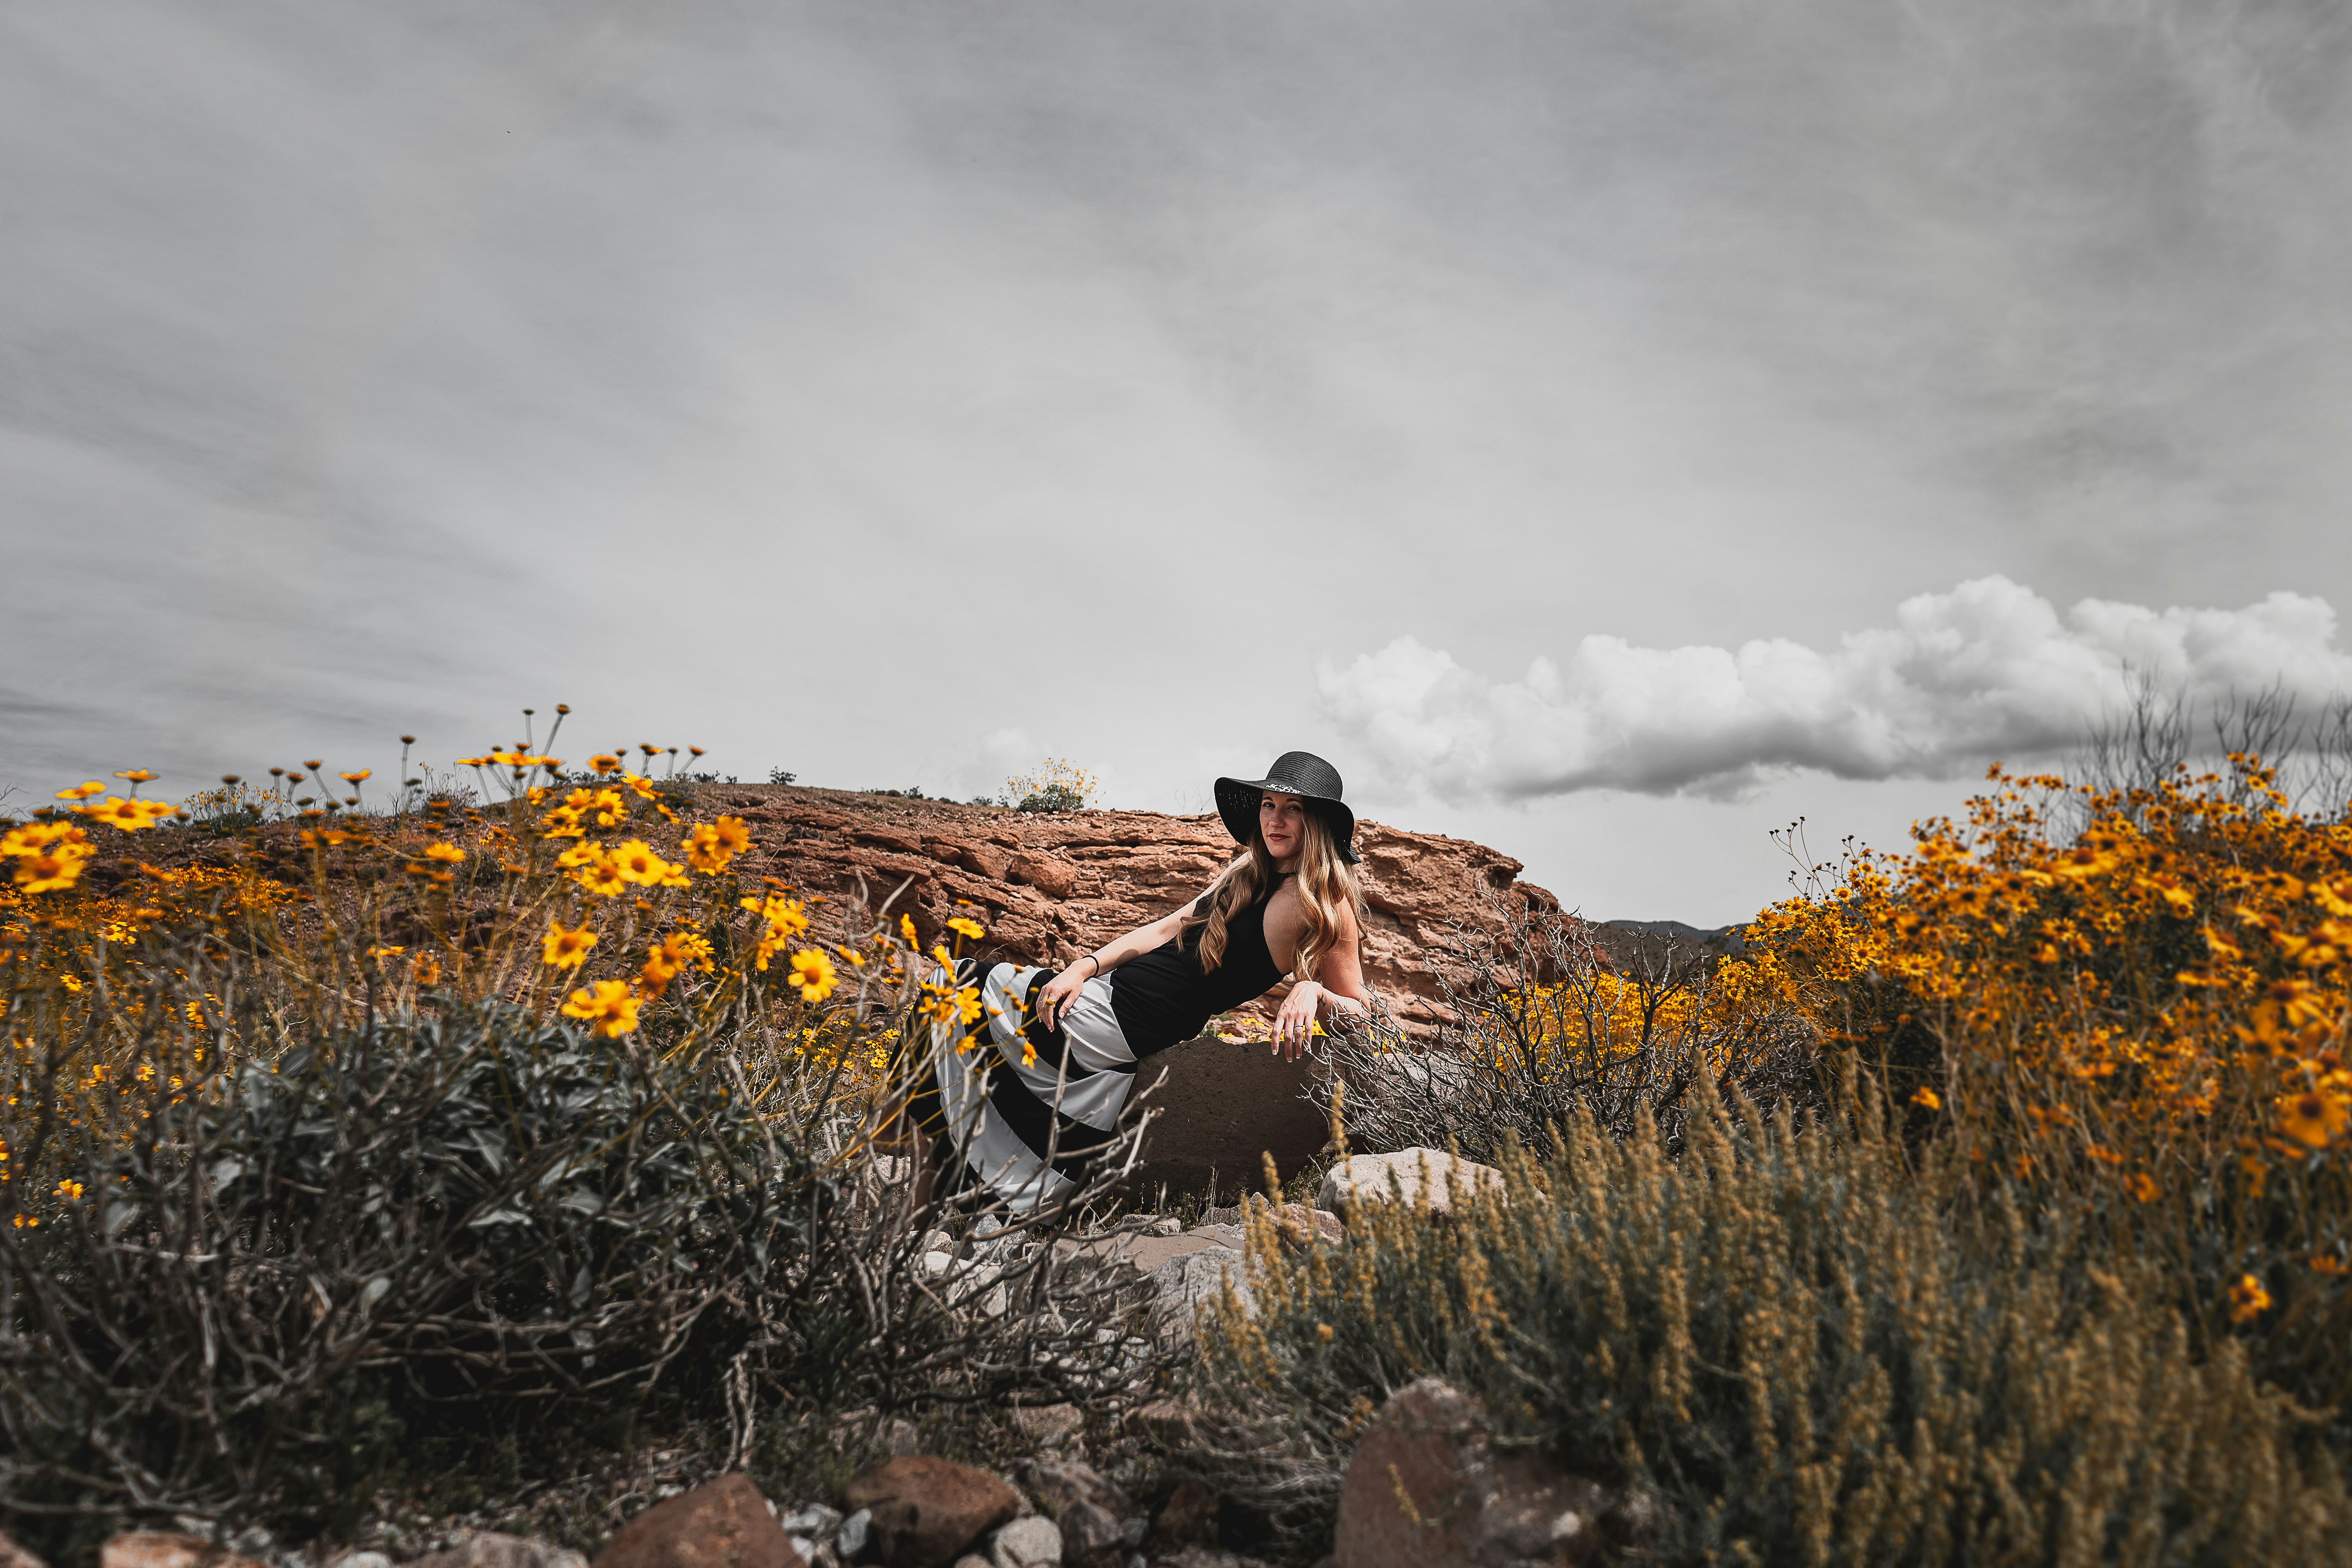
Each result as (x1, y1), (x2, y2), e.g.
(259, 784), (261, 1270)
(1601, 918), (1750, 955)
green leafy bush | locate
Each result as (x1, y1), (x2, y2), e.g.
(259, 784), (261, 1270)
(1192, 1084), (2352, 1566)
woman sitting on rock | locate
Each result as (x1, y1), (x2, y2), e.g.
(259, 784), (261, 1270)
(897, 751), (1374, 1212)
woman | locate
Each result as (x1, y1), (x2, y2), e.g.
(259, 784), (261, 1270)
(900, 751), (1373, 1212)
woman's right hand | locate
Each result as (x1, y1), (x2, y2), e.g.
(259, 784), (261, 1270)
(1035, 960), (1093, 1032)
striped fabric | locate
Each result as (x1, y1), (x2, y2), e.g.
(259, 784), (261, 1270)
(922, 958), (1141, 1211)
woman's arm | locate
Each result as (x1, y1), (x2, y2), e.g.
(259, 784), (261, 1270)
(1270, 901), (1370, 1060)
(1033, 870), (1229, 1031)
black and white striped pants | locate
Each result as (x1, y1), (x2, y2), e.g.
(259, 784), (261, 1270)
(907, 958), (1143, 1211)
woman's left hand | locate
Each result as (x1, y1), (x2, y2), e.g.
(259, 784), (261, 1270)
(1271, 980), (1323, 1062)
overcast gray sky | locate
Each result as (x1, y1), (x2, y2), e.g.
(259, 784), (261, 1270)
(7, 0), (2352, 923)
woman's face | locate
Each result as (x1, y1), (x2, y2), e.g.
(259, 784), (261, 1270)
(1259, 791), (1308, 864)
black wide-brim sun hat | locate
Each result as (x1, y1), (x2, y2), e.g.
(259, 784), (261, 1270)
(1214, 751), (1359, 864)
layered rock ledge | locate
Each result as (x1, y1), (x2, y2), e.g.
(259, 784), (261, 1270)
(710, 784), (1559, 1036)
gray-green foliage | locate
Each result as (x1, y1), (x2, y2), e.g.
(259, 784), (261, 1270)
(1196, 1085), (2352, 1566)
(0, 1001), (814, 1533)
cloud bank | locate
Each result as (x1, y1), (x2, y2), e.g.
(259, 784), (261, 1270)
(1320, 577), (2352, 800)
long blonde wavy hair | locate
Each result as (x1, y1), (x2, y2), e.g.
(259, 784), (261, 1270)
(1180, 806), (1367, 982)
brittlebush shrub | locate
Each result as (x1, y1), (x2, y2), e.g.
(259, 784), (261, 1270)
(1198, 1088), (2352, 1566)
(1733, 759), (2352, 1422)
(1327, 900), (1821, 1161)
(0, 748), (1160, 1549)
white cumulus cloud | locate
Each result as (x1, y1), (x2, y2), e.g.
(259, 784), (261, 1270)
(1319, 577), (2352, 800)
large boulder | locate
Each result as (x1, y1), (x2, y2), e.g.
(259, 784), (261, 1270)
(1317, 1150), (1503, 1220)
(592, 1475), (793, 1568)
(1125, 1036), (1332, 1200)
(841, 1456), (1023, 1568)
(715, 786), (1563, 1037)
(1334, 1381), (1648, 1568)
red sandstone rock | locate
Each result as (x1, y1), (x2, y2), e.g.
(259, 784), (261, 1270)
(840, 1455), (1022, 1568)
(592, 1475), (793, 1568)
(711, 786), (1562, 1036)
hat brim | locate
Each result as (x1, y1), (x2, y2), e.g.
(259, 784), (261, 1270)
(1214, 776), (1359, 864)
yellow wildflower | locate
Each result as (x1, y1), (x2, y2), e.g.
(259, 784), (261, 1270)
(13, 844), (91, 893)
(2279, 1088), (2350, 1149)
(75, 797), (174, 831)
(574, 859), (628, 898)
(424, 842), (465, 863)
(1, 822), (78, 857)
(947, 915), (986, 941)
(610, 839), (678, 886)
(54, 781), (105, 800)
(542, 920), (598, 969)
(786, 949), (839, 1002)
(2229, 1273), (2272, 1323)
(561, 979), (640, 1038)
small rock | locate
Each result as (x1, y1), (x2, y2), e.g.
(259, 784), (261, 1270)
(836, 1513), (871, 1561)
(1144, 1217), (1181, 1237)
(0, 1528), (49, 1568)
(1182, 1223), (1245, 1250)
(953, 1559), (991, 1568)
(986, 1517), (1060, 1568)
(842, 1456), (1022, 1568)
(1333, 1379), (1645, 1568)
(1122, 1398), (1200, 1448)
(884, 1417), (923, 1457)
(777, 1508), (842, 1539)
(591, 1475), (792, 1568)
(99, 1535), (269, 1568)
(1008, 1404), (1083, 1444)
(1009, 1459), (1129, 1566)
(1146, 1249), (1253, 1345)
(1047, 1506), (1120, 1568)
(1316, 1151), (1503, 1220)
(1011, 1458), (1132, 1521)
(1280, 1205), (1345, 1246)
(330, 1554), (395, 1568)
(410, 1538), (589, 1568)
(1151, 1483), (1217, 1549)
(920, 1230), (956, 1254)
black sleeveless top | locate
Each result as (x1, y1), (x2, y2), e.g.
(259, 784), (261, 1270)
(1109, 878), (1288, 1056)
